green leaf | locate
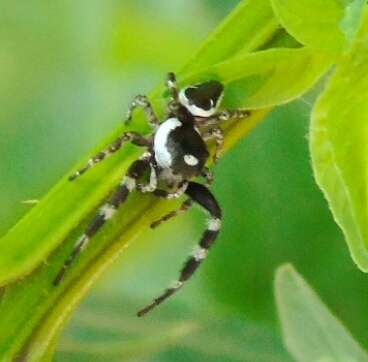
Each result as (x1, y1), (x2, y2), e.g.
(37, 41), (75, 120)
(275, 264), (368, 361)
(270, 0), (366, 53)
(181, 0), (280, 73)
(0, 0), (283, 287)
(0, 0), (335, 359)
(183, 47), (333, 109)
(0, 0), (300, 359)
(310, 9), (368, 271)
(56, 300), (291, 362)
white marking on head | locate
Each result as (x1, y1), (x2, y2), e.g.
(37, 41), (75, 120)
(154, 117), (182, 168)
(184, 154), (199, 166)
(100, 204), (116, 220)
(208, 218), (221, 231)
(192, 246), (208, 261)
(123, 176), (136, 191)
(179, 89), (217, 117)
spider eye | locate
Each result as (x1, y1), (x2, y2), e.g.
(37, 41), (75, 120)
(179, 80), (224, 117)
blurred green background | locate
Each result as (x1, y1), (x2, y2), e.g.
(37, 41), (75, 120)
(1, 1), (368, 361)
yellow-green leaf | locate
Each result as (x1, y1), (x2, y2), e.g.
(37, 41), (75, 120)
(183, 47), (333, 109)
(310, 9), (368, 271)
(271, 0), (366, 53)
(275, 264), (368, 361)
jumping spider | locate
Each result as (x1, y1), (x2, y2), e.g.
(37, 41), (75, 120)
(54, 72), (250, 317)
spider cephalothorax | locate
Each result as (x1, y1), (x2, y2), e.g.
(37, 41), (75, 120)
(54, 73), (250, 316)
(179, 80), (224, 117)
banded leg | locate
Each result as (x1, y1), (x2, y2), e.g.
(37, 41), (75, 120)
(166, 72), (178, 101)
(202, 127), (224, 163)
(201, 167), (213, 186)
(152, 182), (188, 200)
(137, 163), (157, 193)
(124, 95), (160, 128)
(166, 72), (181, 115)
(196, 109), (250, 127)
(54, 155), (151, 285)
(149, 181), (191, 228)
(150, 199), (193, 229)
(219, 109), (250, 121)
(137, 182), (222, 317)
(69, 132), (150, 181)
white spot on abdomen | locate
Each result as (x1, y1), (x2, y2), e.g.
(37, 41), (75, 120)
(184, 154), (198, 166)
(154, 118), (182, 168)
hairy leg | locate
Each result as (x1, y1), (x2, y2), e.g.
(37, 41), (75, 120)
(137, 182), (222, 317)
(124, 95), (160, 128)
(69, 132), (150, 181)
(54, 154), (152, 285)
(202, 127), (224, 163)
(150, 199), (193, 229)
(195, 109), (250, 127)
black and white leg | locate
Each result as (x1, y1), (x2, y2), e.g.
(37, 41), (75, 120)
(137, 182), (222, 317)
(202, 127), (224, 163)
(69, 132), (150, 181)
(153, 182), (189, 200)
(54, 155), (152, 285)
(124, 95), (160, 129)
(166, 72), (181, 114)
(150, 199), (193, 229)
(166, 72), (178, 101)
(137, 162), (158, 193)
(201, 167), (213, 186)
(195, 109), (250, 128)
(211, 109), (251, 123)
(148, 182), (191, 228)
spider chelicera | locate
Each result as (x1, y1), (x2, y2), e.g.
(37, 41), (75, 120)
(54, 72), (250, 317)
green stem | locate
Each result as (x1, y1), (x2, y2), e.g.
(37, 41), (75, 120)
(0, 1), (302, 360)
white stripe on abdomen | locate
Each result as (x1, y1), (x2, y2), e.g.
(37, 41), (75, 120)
(154, 117), (181, 168)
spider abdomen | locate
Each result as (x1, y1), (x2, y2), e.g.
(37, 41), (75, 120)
(154, 117), (209, 180)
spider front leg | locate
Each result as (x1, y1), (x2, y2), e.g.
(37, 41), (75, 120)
(166, 72), (181, 115)
(201, 167), (214, 186)
(202, 127), (224, 163)
(69, 132), (150, 181)
(138, 181), (222, 317)
(54, 153), (153, 285)
(212, 109), (250, 123)
(166, 72), (178, 101)
(196, 109), (251, 128)
(124, 95), (160, 129)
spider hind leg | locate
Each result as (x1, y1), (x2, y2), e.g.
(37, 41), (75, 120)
(54, 155), (152, 285)
(137, 182), (222, 317)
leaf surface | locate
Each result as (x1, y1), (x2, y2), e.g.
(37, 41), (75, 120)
(271, 0), (365, 53)
(275, 264), (368, 361)
(310, 9), (368, 271)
